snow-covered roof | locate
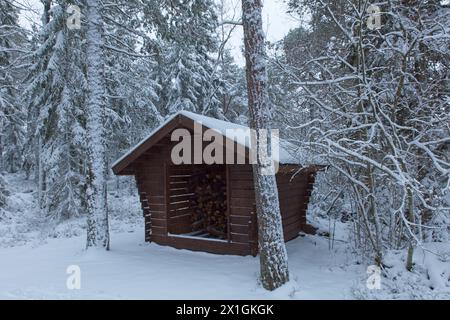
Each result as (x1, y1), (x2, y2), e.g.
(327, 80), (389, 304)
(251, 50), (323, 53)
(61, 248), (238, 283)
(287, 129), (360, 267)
(112, 110), (323, 174)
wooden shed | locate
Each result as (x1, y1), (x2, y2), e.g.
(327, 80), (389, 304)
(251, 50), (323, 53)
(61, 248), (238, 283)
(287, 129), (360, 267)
(112, 111), (321, 256)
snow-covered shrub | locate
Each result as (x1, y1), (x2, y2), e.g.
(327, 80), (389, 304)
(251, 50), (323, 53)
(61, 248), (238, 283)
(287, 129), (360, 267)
(353, 246), (450, 300)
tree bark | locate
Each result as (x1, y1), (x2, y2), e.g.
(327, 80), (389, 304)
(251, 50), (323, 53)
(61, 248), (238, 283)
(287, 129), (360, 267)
(241, 0), (289, 291)
(85, 0), (110, 250)
(406, 188), (415, 271)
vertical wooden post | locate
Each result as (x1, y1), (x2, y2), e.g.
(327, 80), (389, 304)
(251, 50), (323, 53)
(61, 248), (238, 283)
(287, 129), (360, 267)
(165, 162), (170, 236)
(226, 165), (231, 243)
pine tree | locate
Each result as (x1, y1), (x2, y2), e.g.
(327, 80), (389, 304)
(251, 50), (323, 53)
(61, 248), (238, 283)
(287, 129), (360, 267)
(152, 0), (221, 117)
(217, 51), (248, 122)
(0, 0), (27, 173)
(101, 0), (163, 161)
(241, 0), (289, 291)
(24, 1), (86, 220)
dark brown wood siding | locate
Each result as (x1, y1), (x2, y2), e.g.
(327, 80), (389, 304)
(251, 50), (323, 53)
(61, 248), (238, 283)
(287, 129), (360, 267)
(276, 170), (308, 242)
(167, 164), (196, 235)
(129, 128), (317, 256)
(228, 164), (257, 256)
(134, 147), (168, 242)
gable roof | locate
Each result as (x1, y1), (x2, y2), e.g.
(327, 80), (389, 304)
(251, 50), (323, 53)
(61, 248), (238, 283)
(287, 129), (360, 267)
(112, 110), (322, 175)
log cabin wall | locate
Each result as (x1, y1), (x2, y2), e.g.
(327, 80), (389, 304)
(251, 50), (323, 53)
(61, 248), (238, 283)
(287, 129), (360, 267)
(227, 164), (257, 256)
(133, 140), (168, 242)
(129, 128), (317, 256)
(133, 131), (254, 256)
(166, 164), (197, 235)
(299, 171), (317, 233)
(165, 129), (229, 237)
(228, 165), (315, 252)
(112, 113), (322, 257)
(276, 171), (308, 242)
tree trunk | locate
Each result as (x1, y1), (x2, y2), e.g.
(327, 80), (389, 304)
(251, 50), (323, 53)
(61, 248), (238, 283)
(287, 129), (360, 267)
(85, 0), (110, 250)
(0, 128), (3, 172)
(241, 0), (289, 291)
(406, 188), (415, 271)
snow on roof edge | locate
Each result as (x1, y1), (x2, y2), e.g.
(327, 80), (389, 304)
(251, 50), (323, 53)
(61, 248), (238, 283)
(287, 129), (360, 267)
(112, 110), (322, 170)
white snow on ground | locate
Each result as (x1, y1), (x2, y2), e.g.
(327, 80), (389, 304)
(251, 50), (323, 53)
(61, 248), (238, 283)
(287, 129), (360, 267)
(0, 174), (364, 299)
(354, 244), (450, 300)
(0, 174), (44, 247)
(0, 227), (364, 300)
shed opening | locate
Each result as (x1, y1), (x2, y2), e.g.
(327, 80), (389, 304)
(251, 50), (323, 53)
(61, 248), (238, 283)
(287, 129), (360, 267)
(167, 164), (228, 241)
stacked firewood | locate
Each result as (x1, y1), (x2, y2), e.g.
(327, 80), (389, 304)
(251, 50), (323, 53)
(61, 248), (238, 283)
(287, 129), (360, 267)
(189, 170), (227, 239)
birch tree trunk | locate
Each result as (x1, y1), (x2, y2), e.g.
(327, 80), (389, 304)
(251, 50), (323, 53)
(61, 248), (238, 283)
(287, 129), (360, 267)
(85, 0), (110, 250)
(241, 0), (289, 291)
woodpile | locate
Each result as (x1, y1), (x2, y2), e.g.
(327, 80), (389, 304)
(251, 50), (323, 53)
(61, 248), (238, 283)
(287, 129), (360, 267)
(189, 168), (227, 239)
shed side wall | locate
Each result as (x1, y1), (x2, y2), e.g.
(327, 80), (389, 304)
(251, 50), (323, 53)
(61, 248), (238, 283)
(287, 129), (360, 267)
(134, 145), (168, 242)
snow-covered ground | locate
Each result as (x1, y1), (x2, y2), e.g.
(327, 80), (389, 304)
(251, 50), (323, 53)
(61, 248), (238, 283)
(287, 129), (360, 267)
(0, 174), (448, 300)
(0, 225), (365, 299)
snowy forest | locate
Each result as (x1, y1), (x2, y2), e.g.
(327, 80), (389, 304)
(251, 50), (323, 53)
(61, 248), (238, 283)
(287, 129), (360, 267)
(0, 0), (449, 300)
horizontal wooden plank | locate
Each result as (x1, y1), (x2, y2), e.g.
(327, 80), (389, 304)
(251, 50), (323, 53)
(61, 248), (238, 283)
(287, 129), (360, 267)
(277, 183), (305, 191)
(168, 215), (192, 234)
(229, 180), (254, 189)
(151, 218), (167, 227)
(140, 150), (166, 159)
(279, 202), (302, 213)
(229, 215), (252, 225)
(168, 188), (191, 196)
(230, 197), (255, 207)
(169, 176), (192, 182)
(135, 165), (165, 172)
(169, 181), (188, 186)
(230, 233), (250, 244)
(168, 213), (190, 221)
(151, 235), (252, 256)
(169, 194), (195, 202)
(148, 203), (166, 211)
(140, 172), (165, 180)
(230, 224), (249, 234)
(278, 190), (307, 199)
(168, 200), (190, 211)
(229, 165), (253, 173)
(282, 212), (301, 226)
(230, 207), (254, 216)
(230, 189), (255, 198)
(229, 174), (254, 181)
(280, 208), (304, 221)
(283, 220), (300, 236)
(228, 184), (255, 191)
(148, 211), (166, 220)
(135, 157), (164, 166)
(168, 206), (191, 214)
(139, 179), (165, 188)
(147, 195), (165, 203)
(151, 226), (167, 235)
(168, 224), (192, 235)
(284, 229), (301, 242)
(138, 185), (164, 195)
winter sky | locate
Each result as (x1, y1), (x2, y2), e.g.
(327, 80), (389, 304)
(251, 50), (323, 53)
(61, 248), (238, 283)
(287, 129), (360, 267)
(224, 0), (299, 65)
(16, 0), (299, 66)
